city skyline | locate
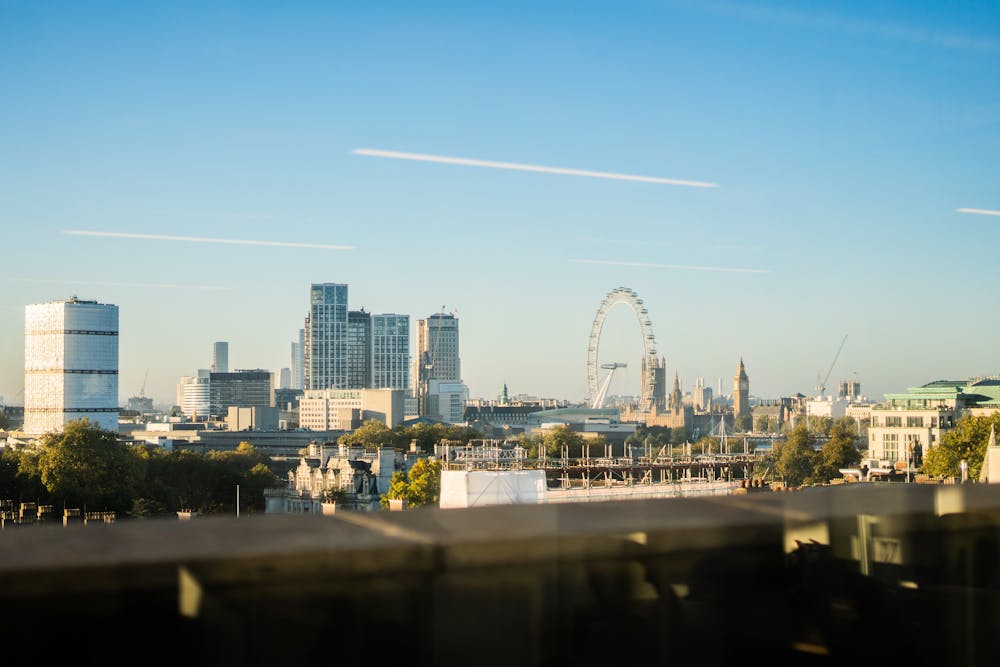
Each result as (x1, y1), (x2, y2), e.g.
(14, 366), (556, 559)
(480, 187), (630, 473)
(2, 2), (999, 405)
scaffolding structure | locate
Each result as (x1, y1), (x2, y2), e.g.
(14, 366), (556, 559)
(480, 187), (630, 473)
(437, 439), (762, 491)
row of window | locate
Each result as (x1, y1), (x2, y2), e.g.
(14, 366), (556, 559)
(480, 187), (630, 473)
(871, 414), (954, 428)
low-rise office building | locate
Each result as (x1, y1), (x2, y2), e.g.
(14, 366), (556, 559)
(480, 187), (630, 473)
(868, 377), (1000, 466)
(299, 388), (405, 431)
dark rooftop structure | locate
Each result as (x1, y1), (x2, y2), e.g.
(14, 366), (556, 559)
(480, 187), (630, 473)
(2, 484), (1000, 665)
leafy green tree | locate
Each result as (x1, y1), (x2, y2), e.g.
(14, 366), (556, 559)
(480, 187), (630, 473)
(130, 444), (180, 513)
(694, 436), (719, 456)
(128, 497), (170, 519)
(807, 415), (833, 437)
(735, 414), (753, 433)
(381, 458), (442, 509)
(518, 432), (546, 459)
(0, 448), (21, 501)
(157, 449), (219, 513)
(923, 413), (1000, 479)
(338, 419), (397, 449)
(626, 426), (678, 453)
(405, 422), (481, 452)
(773, 423), (817, 487)
(36, 419), (144, 513)
(205, 442), (279, 515)
(542, 425), (586, 458)
(0, 447), (48, 506)
(518, 426), (584, 459)
(812, 417), (861, 483)
(754, 415), (770, 433)
(240, 462), (281, 513)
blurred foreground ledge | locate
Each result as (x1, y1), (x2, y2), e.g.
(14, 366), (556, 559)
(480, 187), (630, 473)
(2, 483), (999, 666)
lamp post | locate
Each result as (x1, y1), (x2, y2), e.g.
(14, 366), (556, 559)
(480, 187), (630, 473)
(906, 441), (912, 483)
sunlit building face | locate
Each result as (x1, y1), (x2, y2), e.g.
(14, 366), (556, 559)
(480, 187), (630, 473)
(23, 298), (119, 435)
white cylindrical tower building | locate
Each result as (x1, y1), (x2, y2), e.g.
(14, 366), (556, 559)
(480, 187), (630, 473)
(23, 297), (119, 435)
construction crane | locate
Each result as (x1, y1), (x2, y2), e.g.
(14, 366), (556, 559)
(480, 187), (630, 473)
(592, 362), (626, 410)
(816, 334), (848, 397)
(139, 368), (149, 398)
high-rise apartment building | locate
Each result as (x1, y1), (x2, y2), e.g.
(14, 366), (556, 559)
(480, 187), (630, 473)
(212, 341), (229, 373)
(414, 312), (461, 416)
(372, 314), (410, 391)
(305, 283), (348, 390)
(23, 297), (119, 435)
(347, 309), (372, 389)
(290, 328), (305, 390)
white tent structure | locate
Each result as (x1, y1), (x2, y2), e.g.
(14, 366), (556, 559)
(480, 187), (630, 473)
(439, 470), (547, 509)
(979, 425), (1000, 484)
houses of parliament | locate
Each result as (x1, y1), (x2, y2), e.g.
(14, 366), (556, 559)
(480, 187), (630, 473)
(621, 357), (750, 436)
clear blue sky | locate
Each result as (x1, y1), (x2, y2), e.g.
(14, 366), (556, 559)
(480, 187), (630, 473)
(2, 0), (999, 407)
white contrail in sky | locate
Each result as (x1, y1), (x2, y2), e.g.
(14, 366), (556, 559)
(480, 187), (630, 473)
(61, 230), (355, 250)
(353, 148), (719, 188)
(696, 1), (1000, 54)
(16, 278), (238, 291)
(956, 208), (1000, 217)
(569, 258), (770, 274)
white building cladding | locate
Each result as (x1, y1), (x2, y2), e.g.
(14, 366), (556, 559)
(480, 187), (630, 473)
(178, 371), (211, 419)
(305, 283), (348, 390)
(24, 298), (119, 435)
(372, 313), (409, 391)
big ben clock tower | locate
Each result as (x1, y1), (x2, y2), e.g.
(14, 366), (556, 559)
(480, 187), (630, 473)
(733, 357), (749, 421)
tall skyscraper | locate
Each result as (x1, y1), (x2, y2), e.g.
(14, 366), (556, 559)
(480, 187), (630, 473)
(414, 312), (461, 416)
(278, 367), (291, 390)
(212, 341), (229, 373)
(733, 357), (750, 420)
(372, 314), (410, 391)
(290, 328), (305, 390)
(24, 297), (119, 435)
(347, 309), (372, 389)
(305, 283), (348, 390)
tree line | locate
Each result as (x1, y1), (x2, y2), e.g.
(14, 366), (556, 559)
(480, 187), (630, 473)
(758, 412), (1000, 487)
(0, 420), (281, 518)
(762, 417), (862, 486)
(7, 411), (996, 518)
(0, 418), (486, 518)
